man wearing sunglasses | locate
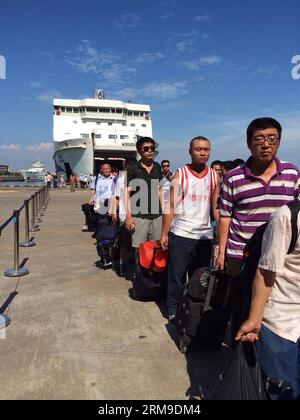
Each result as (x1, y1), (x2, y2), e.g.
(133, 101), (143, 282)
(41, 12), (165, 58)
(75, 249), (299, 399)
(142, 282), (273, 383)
(125, 137), (163, 252)
(217, 117), (300, 342)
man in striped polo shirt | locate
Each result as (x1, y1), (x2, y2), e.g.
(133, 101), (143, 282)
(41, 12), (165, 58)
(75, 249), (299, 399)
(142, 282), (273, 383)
(217, 117), (300, 340)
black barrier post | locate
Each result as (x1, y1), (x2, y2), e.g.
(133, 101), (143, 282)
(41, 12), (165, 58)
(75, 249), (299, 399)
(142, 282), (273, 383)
(4, 210), (29, 277)
(35, 193), (42, 222)
(0, 313), (10, 330)
(30, 194), (40, 232)
(39, 189), (44, 217)
(42, 187), (47, 210)
(46, 185), (50, 205)
(20, 199), (36, 248)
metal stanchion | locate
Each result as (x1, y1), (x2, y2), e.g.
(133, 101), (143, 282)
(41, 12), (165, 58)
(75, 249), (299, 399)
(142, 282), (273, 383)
(30, 194), (40, 232)
(42, 187), (47, 209)
(0, 313), (10, 329)
(35, 193), (42, 222)
(43, 187), (47, 209)
(46, 185), (50, 204)
(39, 189), (44, 216)
(4, 210), (29, 277)
(20, 199), (36, 247)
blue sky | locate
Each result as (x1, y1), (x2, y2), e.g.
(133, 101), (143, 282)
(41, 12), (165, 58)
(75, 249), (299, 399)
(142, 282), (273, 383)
(1, 0), (300, 171)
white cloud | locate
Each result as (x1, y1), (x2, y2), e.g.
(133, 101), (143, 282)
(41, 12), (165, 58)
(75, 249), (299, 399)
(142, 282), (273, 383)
(0, 144), (21, 150)
(181, 55), (222, 70)
(118, 81), (187, 101)
(180, 30), (199, 38)
(195, 13), (209, 22)
(143, 81), (187, 99)
(37, 51), (52, 57)
(26, 142), (53, 152)
(175, 31), (209, 52)
(176, 39), (195, 52)
(65, 40), (136, 83)
(114, 14), (142, 29)
(29, 81), (43, 88)
(0, 143), (54, 171)
(160, 12), (175, 19)
(257, 66), (278, 76)
(199, 55), (222, 65)
(135, 52), (164, 63)
(36, 90), (62, 103)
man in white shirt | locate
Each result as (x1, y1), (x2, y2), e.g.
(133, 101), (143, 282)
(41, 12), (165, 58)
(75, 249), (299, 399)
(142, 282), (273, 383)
(90, 162), (114, 215)
(160, 136), (220, 323)
(236, 202), (300, 399)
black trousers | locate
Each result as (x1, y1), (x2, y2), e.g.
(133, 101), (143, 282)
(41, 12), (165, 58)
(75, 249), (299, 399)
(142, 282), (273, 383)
(225, 257), (253, 343)
(166, 232), (212, 316)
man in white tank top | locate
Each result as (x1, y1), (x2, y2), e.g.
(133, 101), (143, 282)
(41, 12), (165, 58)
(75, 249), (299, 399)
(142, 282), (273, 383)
(160, 136), (220, 322)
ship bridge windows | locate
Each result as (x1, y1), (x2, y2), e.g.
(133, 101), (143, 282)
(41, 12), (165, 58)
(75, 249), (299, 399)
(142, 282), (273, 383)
(99, 107), (110, 113)
(108, 122), (113, 126)
(86, 107), (98, 112)
(66, 107), (73, 113)
(73, 108), (79, 113)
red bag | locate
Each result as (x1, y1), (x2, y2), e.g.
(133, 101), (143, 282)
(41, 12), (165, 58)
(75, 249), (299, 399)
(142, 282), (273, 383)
(139, 240), (168, 272)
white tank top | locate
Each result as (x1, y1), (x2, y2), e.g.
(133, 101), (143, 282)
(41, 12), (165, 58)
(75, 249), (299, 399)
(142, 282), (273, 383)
(170, 165), (217, 240)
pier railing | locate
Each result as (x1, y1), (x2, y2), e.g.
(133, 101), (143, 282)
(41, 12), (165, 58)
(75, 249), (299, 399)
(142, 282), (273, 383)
(0, 185), (50, 329)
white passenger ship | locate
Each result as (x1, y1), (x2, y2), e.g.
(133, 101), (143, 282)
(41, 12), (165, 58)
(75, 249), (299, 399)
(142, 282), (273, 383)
(52, 89), (153, 178)
(19, 161), (46, 182)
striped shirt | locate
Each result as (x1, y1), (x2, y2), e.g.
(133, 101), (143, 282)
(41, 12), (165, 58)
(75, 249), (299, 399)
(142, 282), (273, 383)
(219, 157), (300, 259)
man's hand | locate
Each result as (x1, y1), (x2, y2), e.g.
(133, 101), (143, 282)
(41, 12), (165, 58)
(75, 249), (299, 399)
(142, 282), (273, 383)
(235, 318), (261, 342)
(215, 252), (225, 271)
(160, 233), (169, 250)
(125, 215), (135, 231)
(111, 213), (118, 223)
(89, 196), (94, 205)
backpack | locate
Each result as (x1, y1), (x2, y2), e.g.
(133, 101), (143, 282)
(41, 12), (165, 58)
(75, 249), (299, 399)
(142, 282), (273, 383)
(130, 243), (168, 301)
(240, 199), (300, 316)
(95, 215), (117, 241)
(139, 240), (169, 273)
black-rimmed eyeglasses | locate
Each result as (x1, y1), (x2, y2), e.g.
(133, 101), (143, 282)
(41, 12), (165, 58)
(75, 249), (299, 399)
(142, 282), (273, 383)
(252, 134), (279, 145)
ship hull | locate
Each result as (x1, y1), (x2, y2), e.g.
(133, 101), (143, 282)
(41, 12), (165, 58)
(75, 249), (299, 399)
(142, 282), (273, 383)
(53, 139), (138, 179)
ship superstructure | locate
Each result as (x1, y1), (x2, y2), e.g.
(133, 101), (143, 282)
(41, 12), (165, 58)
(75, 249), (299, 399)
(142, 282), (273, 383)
(53, 89), (153, 178)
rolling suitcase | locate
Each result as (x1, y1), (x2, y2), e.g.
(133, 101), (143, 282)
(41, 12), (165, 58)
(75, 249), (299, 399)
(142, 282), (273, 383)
(176, 267), (231, 353)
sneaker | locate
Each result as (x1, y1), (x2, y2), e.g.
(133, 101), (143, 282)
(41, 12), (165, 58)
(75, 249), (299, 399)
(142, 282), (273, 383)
(168, 314), (176, 325)
(82, 225), (89, 232)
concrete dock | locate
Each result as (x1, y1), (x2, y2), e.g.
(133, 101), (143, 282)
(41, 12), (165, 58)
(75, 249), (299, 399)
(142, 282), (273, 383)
(0, 187), (231, 400)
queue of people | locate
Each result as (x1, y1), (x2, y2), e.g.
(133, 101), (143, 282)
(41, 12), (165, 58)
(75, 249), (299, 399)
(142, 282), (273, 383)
(84, 117), (300, 400)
